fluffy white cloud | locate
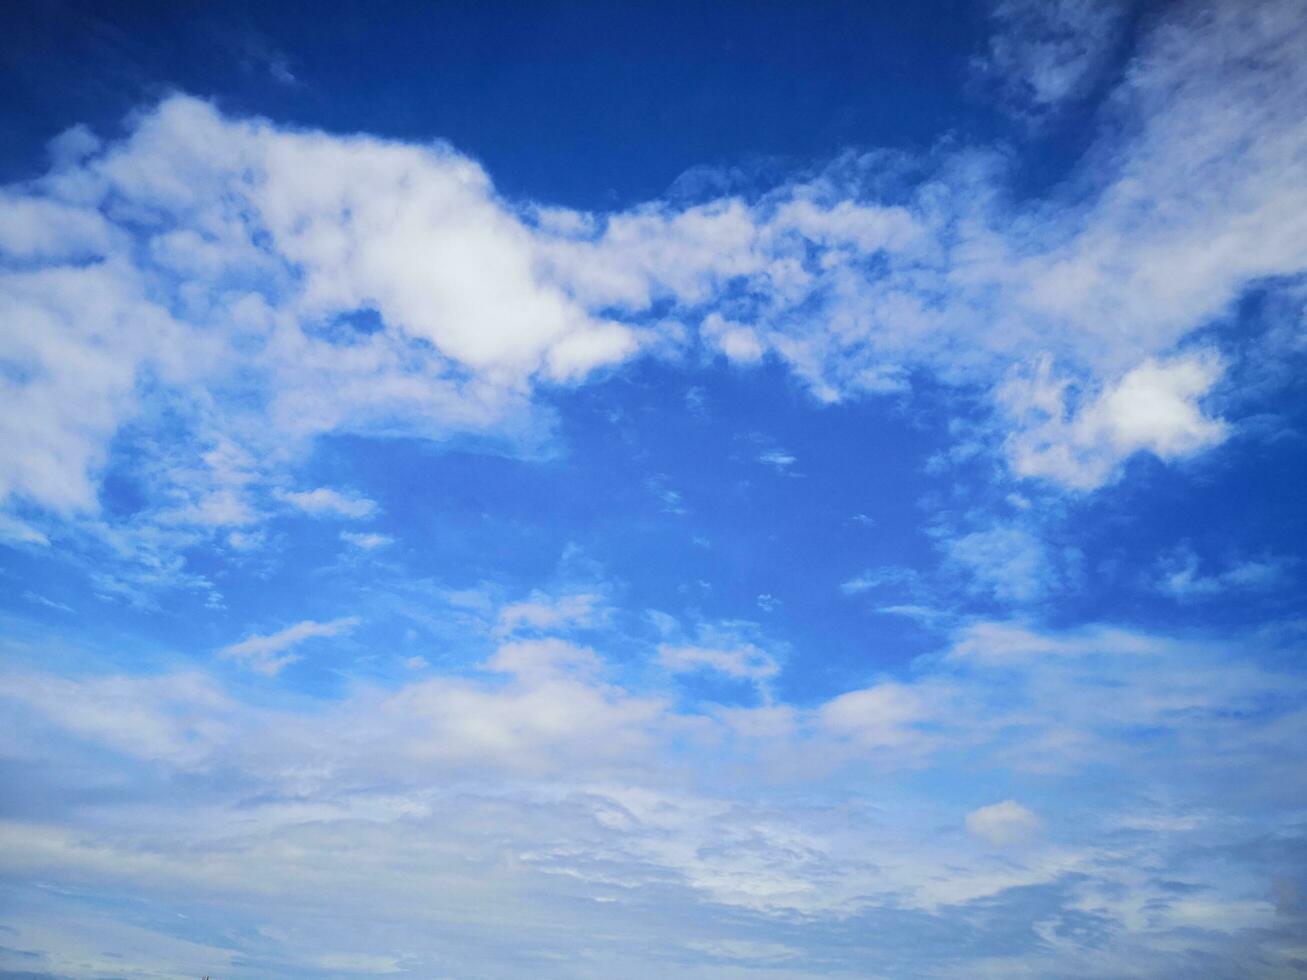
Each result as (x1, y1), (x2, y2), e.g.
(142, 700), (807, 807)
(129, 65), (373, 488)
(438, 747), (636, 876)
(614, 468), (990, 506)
(1002, 353), (1229, 489)
(0, 96), (638, 560)
(1, 0), (1304, 598)
(965, 800), (1042, 845)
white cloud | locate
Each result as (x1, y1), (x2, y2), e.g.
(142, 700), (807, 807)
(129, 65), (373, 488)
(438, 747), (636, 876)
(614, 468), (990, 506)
(1002, 353), (1230, 490)
(0, 512), (49, 546)
(494, 591), (605, 638)
(756, 448), (797, 470)
(943, 523), (1056, 603)
(0, 670), (231, 766)
(701, 311), (765, 362)
(818, 681), (947, 751)
(658, 642), (779, 683)
(946, 620), (1168, 664)
(22, 591), (73, 613)
(4, 613), (1307, 973)
(341, 530), (393, 550)
(217, 616), (360, 676)
(1153, 546), (1289, 599)
(226, 529), (266, 551)
(840, 566), (919, 596)
(1, 0), (1305, 589)
(0, 95), (634, 581)
(277, 487), (377, 519)
(965, 800), (1042, 845)
(975, 0), (1128, 115)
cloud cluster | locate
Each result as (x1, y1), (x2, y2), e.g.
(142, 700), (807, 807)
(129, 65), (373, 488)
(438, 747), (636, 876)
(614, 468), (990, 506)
(2, 613), (1304, 975)
(2, 0), (1305, 574)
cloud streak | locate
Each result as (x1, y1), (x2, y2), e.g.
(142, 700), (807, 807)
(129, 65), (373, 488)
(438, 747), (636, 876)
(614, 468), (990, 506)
(217, 616), (361, 675)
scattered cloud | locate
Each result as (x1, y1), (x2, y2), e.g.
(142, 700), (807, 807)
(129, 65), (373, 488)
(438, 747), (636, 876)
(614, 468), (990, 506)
(277, 488), (378, 519)
(22, 591), (73, 613)
(658, 642), (779, 683)
(1002, 353), (1230, 490)
(647, 477), (686, 515)
(5, 0), (1305, 571)
(1153, 545), (1290, 599)
(942, 522), (1061, 604)
(756, 449), (797, 470)
(840, 566), (920, 597)
(3, 2), (1307, 974)
(217, 616), (361, 675)
(494, 591), (606, 638)
(340, 530), (393, 551)
(3, 613), (1306, 972)
(975, 0), (1130, 117)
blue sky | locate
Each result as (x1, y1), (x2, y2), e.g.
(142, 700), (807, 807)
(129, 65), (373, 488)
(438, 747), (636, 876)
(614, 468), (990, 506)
(1, 0), (1307, 976)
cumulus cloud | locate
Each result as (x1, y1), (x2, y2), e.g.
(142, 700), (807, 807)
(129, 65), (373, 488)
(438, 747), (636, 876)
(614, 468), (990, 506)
(966, 799), (1042, 845)
(1, 0), (1304, 580)
(1002, 353), (1229, 489)
(0, 95), (635, 571)
(217, 616), (361, 675)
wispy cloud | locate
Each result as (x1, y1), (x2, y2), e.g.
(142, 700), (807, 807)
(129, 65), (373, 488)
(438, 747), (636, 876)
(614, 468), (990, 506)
(974, 0), (1130, 118)
(756, 449), (797, 470)
(340, 530), (393, 551)
(1153, 545), (1291, 600)
(494, 591), (606, 638)
(277, 488), (377, 520)
(658, 641), (779, 683)
(217, 616), (361, 675)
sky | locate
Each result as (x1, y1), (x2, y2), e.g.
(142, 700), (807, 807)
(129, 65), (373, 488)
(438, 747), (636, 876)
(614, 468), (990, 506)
(1, 0), (1306, 976)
